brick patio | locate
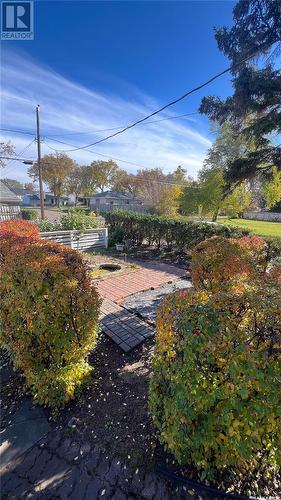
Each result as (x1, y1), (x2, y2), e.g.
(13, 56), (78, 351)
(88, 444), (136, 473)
(100, 299), (154, 352)
(98, 262), (186, 352)
(97, 262), (185, 304)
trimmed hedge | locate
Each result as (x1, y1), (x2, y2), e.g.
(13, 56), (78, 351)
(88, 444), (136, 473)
(0, 221), (101, 409)
(104, 210), (281, 258)
(104, 210), (244, 250)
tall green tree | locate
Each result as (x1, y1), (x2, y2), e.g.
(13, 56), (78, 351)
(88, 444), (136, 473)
(28, 153), (76, 206)
(86, 160), (119, 192)
(181, 169), (252, 220)
(66, 165), (90, 202)
(200, 0), (281, 184)
(262, 166), (281, 208)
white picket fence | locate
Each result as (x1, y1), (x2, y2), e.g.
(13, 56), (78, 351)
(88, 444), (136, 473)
(40, 228), (108, 251)
(0, 205), (21, 221)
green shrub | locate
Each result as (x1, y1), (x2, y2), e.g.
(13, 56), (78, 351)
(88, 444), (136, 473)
(149, 285), (281, 478)
(36, 218), (58, 232)
(60, 207), (99, 230)
(104, 210), (281, 254)
(104, 210), (245, 251)
(21, 208), (38, 221)
(37, 207), (100, 232)
(0, 232), (101, 409)
(108, 228), (125, 247)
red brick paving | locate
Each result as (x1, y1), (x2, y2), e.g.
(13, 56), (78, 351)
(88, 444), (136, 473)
(97, 262), (185, 304)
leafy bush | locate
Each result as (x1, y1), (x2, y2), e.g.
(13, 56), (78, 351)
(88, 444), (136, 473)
(0, 219), (40, 239)
(108, 228), (125, 247)
(104, 210), (244, 250)
(36, 208), (100, 232)
(191, 235), (267, 292)
(0, 232), (101, 409)
(21, 208), (38, 221)
(60, 207), (99, 230)
(149, 284), (281, 477)
(36, 218), (58, 232)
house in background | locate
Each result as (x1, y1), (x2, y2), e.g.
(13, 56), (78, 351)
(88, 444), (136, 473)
(0, 180), (21, 220)
(6, 184), (91, 209)
(89, 191), (147, 213)
(23, 192), (41, 207)
(44, 193), (69, 207)
(8, 186), (41, 207)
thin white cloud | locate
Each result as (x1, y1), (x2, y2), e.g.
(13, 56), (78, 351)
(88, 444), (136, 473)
(1, 48), (212, 182)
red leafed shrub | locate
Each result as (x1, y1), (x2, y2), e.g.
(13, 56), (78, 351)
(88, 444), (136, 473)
(236, 235), (268, 269)
(191, 236), (257, 292)
(0, 219), (40, 239)
(191, 235), (271, 293)
(0, 234), (101, 409)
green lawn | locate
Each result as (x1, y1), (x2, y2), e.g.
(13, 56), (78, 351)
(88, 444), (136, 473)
(217, 218), (281, 237)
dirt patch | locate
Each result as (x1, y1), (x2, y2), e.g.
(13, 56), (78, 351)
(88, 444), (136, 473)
(84, 252), (139, 281)
(59, 336), (157, 468)
(1, 338), (280, 498)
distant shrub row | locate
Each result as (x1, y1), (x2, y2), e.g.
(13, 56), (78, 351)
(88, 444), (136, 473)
(104, 209), (281, 257)
(104, 210), (242, 248)
(0, 220), (101, 410)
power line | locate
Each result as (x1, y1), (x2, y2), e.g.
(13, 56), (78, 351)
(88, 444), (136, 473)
(43, 137), (161, 170)
(47, 43), (274, 153)
(0, 156), (35, 162)
(46, 112), (199, 137)
(42, 142), (192, 187)
(0, 128), (35, 136)
(2, 139), (36, 176)
(0, 112), (198, 139)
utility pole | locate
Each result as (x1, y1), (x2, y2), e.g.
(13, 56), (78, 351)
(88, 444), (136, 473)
(36, 105), (45, 219)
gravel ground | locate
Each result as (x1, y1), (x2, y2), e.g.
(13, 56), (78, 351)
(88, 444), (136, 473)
(122, 278), (192, 323)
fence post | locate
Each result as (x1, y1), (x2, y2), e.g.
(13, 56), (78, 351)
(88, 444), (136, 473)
(70, 230), (73, 249)
(104, 228), (108, 249)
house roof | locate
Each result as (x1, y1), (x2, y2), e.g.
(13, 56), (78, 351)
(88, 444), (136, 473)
(0, 181), (21, 204)
(11, 187), (30, 196)
(90, 191), (140, 200)
(45, 193), (69, 200)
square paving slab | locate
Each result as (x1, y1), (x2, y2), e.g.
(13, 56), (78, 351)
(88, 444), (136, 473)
(100, 299), (154, 352)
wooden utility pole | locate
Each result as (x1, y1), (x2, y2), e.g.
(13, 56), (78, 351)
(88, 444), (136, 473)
(36, 105), (45, 219)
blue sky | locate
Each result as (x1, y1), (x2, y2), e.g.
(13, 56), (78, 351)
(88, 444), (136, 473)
(1, 0), (236, 182)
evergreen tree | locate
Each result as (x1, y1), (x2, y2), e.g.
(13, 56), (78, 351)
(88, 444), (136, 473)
(200, 0), (281, 184)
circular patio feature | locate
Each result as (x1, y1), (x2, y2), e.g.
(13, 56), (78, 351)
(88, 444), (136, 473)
(99, 263), (122, 272)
